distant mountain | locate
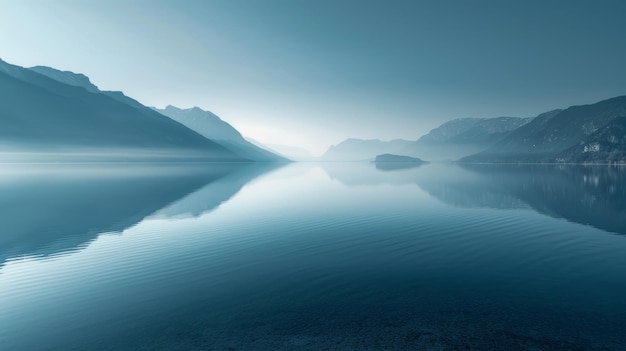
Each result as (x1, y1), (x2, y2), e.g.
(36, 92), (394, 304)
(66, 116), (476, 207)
(558, 116), (626, 163)
(154, 106), (287, 162)
(415, 118), (484, 144)
(461, 96), (626, 162)
(403, 116), (535, 161)
(246, 139), (316, 161)
(446, 117), (534, 145)
(0, 59), (246, 161)
(321, 138), (413, 161)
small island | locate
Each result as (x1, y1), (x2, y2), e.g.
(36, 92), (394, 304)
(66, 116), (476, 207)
(374, 153), (425, 163)
(374, 154), (426, 171)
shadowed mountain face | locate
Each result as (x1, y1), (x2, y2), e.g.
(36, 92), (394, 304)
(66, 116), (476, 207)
(154, 106), (287, 162)
(0, 163), (280, 265)
(559, 116), (626, 163)
(320, 162), (626, 235)
(321, 138), (413, 161)
(0, 59), (246, 162)
(462, 97), (626, 162)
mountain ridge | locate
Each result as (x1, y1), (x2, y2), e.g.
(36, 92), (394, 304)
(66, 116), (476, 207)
(0, 59), (247, 162)
(154, 105), (288, 162)
(461, 96), (626, 163)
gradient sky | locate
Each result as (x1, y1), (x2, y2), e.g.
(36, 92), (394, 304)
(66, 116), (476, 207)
(2, 0), (626, 154)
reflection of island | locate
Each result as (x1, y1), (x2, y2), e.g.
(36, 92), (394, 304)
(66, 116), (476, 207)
(320, 162), (626, 235)
(0, 163), (280, 264)
(320, 162), (425, 187)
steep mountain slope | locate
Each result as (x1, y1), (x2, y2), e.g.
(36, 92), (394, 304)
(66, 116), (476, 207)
(462, 97), (626, 162)
(321, 138), (413, 161)
(155, 106), (288, 162)
(447, 117), (534, 145)
(558, 116), (626, 163)
(0, 59), (246, 161)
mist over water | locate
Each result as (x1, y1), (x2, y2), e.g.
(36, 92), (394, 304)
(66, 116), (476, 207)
(1, 162), (625, 350)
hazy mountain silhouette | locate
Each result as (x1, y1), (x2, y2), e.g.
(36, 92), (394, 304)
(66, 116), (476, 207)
(416, 118), (486, 144)
(0, 59), (246, 161)
(461, 97), (626, 162)
(0, 163), (279, 265)
(321, 138), (413, 161)
(403, 116), (536, 161)
(154, 106), (288, 162)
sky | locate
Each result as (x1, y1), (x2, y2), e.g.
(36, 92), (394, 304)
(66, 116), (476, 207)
(1, 0), (626, 155)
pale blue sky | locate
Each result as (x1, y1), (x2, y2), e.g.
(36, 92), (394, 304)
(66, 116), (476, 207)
(2, 0), (625, 154)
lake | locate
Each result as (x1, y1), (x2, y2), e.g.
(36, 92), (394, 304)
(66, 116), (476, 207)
(1, 162), (625, 350)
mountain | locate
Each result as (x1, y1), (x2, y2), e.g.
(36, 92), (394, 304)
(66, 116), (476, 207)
(154, 106), (288, 162)
(415, 118), (484, 144)
(321, 138), (413, 161)
(403, 116), (535, 161)
(0, 59), (246, 161)
(30, 65), (161, 110)
(558, 116), (626, 163)
(29, 66), (99, 92)
(461, 96), (626, 162)
(445, 117), (534, 145)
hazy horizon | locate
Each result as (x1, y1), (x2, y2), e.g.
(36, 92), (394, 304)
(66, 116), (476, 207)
(2, 0), (626, 154)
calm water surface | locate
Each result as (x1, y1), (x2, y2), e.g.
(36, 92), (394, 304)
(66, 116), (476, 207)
(1, 162), (625, 350)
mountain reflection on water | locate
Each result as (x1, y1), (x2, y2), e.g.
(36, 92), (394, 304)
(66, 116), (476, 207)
(321, 162), (626, 235)
(0, 162), (281, 265)
(1, 162), (626, 350)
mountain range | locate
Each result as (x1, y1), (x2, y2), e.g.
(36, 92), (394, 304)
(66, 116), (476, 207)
(321, 96), (626, 164)
(0, 58), (285, 162)
(461, 96), (626, 163)
(2, 57), (625, 164)
(153, 106), (288, 162)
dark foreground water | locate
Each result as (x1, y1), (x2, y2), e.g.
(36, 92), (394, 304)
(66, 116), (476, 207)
(1, 162), (625, 351)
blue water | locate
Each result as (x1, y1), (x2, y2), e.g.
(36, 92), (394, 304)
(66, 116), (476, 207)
(1, 162), (625, 350)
